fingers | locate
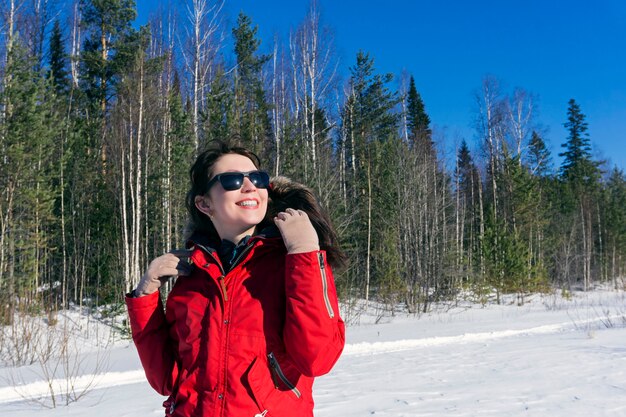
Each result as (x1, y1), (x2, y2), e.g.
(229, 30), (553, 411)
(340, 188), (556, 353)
(168, 249), (193, 276)
(272, 208), (319, 254)
(149, 253), (192, 278)
(274, 208), (308, 222)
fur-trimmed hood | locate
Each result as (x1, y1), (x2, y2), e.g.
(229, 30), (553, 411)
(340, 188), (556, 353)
(266, 176), (322, 217)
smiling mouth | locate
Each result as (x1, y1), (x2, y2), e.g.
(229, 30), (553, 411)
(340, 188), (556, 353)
(237, 200), (258, 207)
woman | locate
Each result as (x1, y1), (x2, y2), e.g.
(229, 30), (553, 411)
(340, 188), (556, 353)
(126, 140), (345, 417)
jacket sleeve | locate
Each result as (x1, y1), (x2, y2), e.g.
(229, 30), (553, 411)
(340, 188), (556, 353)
(282, 250), (345, 377)
(126, 291), (178, 395)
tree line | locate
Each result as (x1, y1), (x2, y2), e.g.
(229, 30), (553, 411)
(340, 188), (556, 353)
(1, 0), (624, 323)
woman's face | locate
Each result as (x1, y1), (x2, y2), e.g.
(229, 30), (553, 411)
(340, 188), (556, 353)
(197, 153), (269, 243)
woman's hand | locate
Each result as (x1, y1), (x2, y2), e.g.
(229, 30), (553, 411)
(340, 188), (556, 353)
(274, 208), (320, 254)
(134, 249), (193, 297)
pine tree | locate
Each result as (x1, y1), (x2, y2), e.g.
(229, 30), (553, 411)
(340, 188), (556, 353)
(203, 65), (234, 144)
(48, 20), (69, 95)
(406, 75), (431, 148)
(402, 76), (448, 308)
(80, 0), (138, 118)
(231, 12), (272, 156)
(527, 131), (551, 176)
(341, 51), (401, 301)
(456, 140), (483, 281)
(344, 51), (400, 175)
(482, 212), (530, 303)
(0, 41), (61, 316)
(558, 98), (601, 290)
(559, 99), (599, 189)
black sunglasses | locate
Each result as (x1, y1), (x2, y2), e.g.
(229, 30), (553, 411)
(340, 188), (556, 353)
(206, 170), (270, 192)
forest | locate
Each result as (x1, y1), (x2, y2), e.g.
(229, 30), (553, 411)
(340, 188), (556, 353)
(1, 0), (625, 325)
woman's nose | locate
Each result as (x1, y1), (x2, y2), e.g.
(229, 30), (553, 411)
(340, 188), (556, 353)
(240, 176), (257, 191)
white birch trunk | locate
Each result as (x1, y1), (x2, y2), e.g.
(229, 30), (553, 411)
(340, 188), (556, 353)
(184, 0), (224, 154)
(365, 160), (372, 303)
(272, 39), (281, 175)
(133, 60), (145, 289)
(121, 143), (130, 292)
(70, 0), (81, 88)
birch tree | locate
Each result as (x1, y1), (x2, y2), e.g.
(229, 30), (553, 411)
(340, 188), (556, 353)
(505, 88), (534, 163)
(289, 0), (338, 188)
(475, 75), (505, 218)
(182, 0), (224, 153)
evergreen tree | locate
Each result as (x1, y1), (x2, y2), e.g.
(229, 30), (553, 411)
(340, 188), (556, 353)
(557, 99), (601, 290)
(406, 75), (432, 148)
(231, 12), (272, 156)
(456, 140), (483, 279)
(341, 51), (401, 301)
(203, 65), (234, 144)
(0, 41), (61, 315)
(48, 20), (69, 94)
(482, 213), (531, 303)
(527, 131), (552, 176)
(457, 141), (478, 193)
(80, 0), (138, 118)
(233, 13), (270, 87)
(559, 99), (600, 189)
(344, 51), (400, 172)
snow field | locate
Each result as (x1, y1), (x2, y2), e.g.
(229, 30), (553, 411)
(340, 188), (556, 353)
(2, 289), (625, 416)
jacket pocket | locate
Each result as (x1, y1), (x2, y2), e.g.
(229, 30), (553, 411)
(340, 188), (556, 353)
(246, 355), (304, 417)
(267, 352), (301, 399)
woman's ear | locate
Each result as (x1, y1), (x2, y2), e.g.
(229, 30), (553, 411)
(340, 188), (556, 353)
(195, 195), (212, 217)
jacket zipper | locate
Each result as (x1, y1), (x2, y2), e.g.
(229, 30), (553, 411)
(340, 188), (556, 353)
(219, 244), (255, 301)
(218, 275), (228, 301)
(267, 352), (301, 399)
(202, 249), (228, 301)
(318, 252), (335, 318)
(195, 241), (258, 413)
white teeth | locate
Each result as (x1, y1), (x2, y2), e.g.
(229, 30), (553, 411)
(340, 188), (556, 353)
(238, 200), (258, 207)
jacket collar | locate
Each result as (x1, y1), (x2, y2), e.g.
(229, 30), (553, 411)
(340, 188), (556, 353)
(186, 225), (281, 251)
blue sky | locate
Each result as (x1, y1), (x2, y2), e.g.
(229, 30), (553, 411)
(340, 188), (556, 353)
(137, 0), (626, 172)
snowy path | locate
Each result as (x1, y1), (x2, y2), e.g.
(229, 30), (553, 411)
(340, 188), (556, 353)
(342, 317), (610, 356)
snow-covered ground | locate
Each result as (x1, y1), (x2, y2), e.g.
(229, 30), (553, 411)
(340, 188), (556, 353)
(2, 289), (626, 416)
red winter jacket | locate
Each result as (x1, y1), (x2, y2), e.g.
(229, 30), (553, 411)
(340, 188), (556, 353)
(126, 233), (345, 417)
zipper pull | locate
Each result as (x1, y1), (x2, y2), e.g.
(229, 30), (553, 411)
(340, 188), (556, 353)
(218, 276), (228, 301)
(318, 252), (325, 269)
(254, 411), (268, 417)
(267, 355), (279, 388)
